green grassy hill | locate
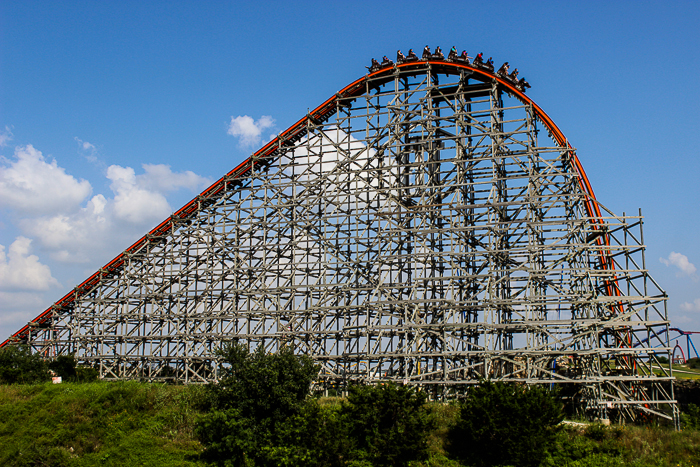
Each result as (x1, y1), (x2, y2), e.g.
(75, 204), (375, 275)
(0, 381), (205, 466)
(1, 381), (700, 467)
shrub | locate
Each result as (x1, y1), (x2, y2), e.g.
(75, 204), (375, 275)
(448, 381), (564, 467)
(340, 383), (433, 466)
(686, 357), (700, 369)
(0, 345), (50, 384)
(682, 403), (700, 430)
(263, 401), (348, 467)
(48, 355), (77, 380)
(195, 342), (320, 466)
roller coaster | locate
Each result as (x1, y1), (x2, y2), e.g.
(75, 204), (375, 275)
(1, 49), (678, 426)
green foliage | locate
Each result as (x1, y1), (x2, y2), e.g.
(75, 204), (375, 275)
(195, 342), (321, 466)
(0, 381), (207, 466)
(75, 365), (99, 382)
(686, 358), (700, 369)
(340, 383), (433, 466)
(3, 377), (700, 467)
(209, 342), (319, 421)
(682, 403), (700, 430)
(261, 401), (348, 467)
(47, 354), (99, 382)
(48, 354), (77, 380)
(0, 344), (50, 384)
(543, 423), (700, 467)
(448, 381), (564, 467)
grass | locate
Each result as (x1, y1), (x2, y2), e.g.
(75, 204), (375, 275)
(0, 381), (207, 466)
(672, 363), (700, 379)
(1, 382), (700, 466)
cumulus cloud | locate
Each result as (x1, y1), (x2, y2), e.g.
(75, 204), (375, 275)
(227, 115), (275, 147)
(0, 145), (92, 215)
(75, 137), (99, 163)
(0, 292), (47, 325)
(21, 194), (112, 263)
(0, 126), (13, 147)
(680, 299), (700, 312)
(0, 237), (59, 291)
(18, 161), (211, 263)
(140, 163), (210, 193)
(660, 251), (697, 278)
(108, 165), (172, 224)
(0, 145), (213, 337)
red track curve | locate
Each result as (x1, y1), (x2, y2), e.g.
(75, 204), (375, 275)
(1, 60), (610, 347)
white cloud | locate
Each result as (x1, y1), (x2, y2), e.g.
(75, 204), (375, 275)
(673, 314), (694, 325)
(108, 165), (172, 225)
(0, 144), (213, 338)
(140, 163), (210, 193)
(227, 115), (275, 147)
(680, 299), (700, 312)
(0, 145), (92, 215)
(0, 126), (13, 147)
(0, 237), (59, 291)
(660, 251), (697, 278)
(21, 194), (112, 263)
(75, 137), (99, 163)
(0, 291), (51, 340)
(16, 159), (211, 263)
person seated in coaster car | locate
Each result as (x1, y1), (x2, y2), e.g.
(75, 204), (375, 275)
(485, 57), (494, 71)
(473, 52), (484, 65)
(381, 55), (394, 67)
(434, 46), (444, 59)
(406, 48), (418, 60)
(497, 62), (510, 76)
(457, 50), (471, 63)
(367, 58), (381, 72)
(422, 45), (431, 60)
(397, 50), (406, 63)
(508, 68), (519, 83)
(517, 77), (531, 91)
(448, 46), (458, 61)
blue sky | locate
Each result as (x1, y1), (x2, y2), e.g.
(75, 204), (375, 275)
(1, 0), (699, 342)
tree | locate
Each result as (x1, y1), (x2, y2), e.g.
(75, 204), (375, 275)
(449, 381), (564, 467)
(48, 354), (77, 380)
(0, 344), (50, 384)
(340, 383), (433, 467)
(196, 342), (320, 466)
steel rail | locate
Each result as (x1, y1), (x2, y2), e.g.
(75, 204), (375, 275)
(1, 59), (610, 347)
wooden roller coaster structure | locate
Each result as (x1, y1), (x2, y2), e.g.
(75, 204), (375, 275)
(2, 55), (678, 426)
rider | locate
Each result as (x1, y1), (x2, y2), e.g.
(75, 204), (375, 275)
(486, 57), (494, 68)
(497, 62), (509, 75)
(474, 52), (484, 64)
(460, 50), (470, 62)
(435, 46), (444, 59)
(423, 45), (431, 59)
(509, 68), (519, 80)
(448, 46), (458, 60)
(407, 48), (417, 59)
(397, 50), (406, 62)
(382, 55), (391, 65)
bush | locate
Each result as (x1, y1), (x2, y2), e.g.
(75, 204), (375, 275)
(263, 401), (348, 467)
(682, 403), (700, 430)
(0, 345), (50, 384)
(340, 383), (433, 466)
(686, 357), (700, 369)
(448, 381), (564, 467)
(48, 355), (77, 380)
(195, 342), (320, 466)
